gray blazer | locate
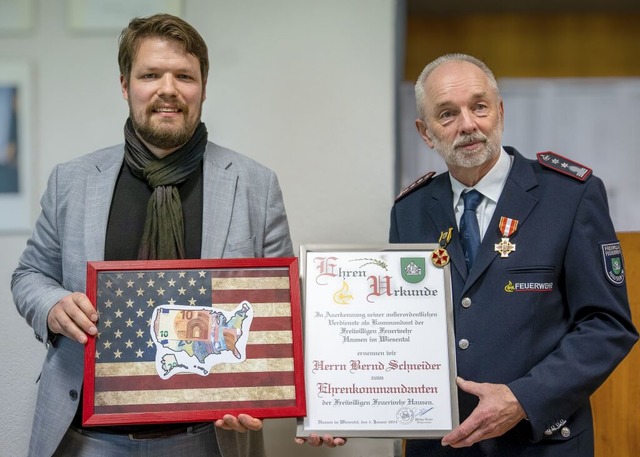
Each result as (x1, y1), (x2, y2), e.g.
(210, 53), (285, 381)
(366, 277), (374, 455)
(12, 141), (293, 457)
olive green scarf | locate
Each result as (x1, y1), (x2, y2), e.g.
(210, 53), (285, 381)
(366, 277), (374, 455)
(123, 118), (207, 260)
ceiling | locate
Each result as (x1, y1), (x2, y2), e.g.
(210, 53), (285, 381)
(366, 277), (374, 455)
(406, 0), (640, 14)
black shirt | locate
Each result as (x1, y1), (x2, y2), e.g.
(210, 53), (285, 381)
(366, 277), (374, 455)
(72, 160), (204, 431)
(105, 161), (203, 260)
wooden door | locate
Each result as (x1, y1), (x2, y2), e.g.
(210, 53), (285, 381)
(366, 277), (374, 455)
(592, 232), (640, 457)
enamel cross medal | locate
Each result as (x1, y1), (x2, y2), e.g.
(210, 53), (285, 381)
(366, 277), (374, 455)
(495, 216), (518, 258)
(431, 227), (453, 267)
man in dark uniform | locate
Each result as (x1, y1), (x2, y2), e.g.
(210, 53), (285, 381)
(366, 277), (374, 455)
(389, 53), (637, 456)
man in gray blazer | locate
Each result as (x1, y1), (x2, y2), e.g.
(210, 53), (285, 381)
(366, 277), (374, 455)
(12, 14), (292, 457)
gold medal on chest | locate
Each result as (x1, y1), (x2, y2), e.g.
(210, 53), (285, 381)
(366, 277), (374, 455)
(431, 228), (453, 267)
(494, 217), (518, 258)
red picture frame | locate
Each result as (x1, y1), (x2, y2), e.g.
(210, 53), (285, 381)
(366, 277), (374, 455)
(83, 257), (305, 426)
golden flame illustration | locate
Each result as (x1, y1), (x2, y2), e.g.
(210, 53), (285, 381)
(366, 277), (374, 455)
(333, 281), (354, 305)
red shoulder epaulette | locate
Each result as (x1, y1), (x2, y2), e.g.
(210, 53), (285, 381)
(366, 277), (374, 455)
(536, 151), (592, 182)
(395, 171), (436, 203)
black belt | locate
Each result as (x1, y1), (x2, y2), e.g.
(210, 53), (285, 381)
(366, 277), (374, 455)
(127, 425), (194, 440)
(74, 422), (210, 441)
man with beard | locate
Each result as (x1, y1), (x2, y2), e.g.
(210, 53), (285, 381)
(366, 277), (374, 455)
(12, 14), (292, 457)
(389, 54), (637, 456)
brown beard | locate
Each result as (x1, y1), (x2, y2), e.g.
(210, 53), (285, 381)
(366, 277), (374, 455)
(130, 112), (197, 149)
(129, 99), (203, 150)
(131, 116), (195, 149)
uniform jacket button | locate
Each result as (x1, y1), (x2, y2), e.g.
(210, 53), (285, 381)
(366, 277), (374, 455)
(70, 390), (78, 401)
(560, 427), (570, 438)
(458, 339), (469, 350)
(461, 297), (472, 308)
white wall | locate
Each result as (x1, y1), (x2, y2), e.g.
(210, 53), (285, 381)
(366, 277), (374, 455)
(499, 77), (640, 231)
(0, 1), (397, 456)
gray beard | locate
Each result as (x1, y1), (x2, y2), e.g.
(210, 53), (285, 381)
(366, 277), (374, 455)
(433, 133), (500, 169)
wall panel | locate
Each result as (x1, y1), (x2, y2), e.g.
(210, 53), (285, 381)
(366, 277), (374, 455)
(405, 13), (640, 80)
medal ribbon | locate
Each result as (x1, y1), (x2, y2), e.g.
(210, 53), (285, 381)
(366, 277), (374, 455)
(499, 217), (518, 237)
(438, 228), (453, 247)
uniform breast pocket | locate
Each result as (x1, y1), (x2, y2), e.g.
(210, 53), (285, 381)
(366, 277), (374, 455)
(504, 265), (557, 295)
(507, 265), (556, 275)
(227, 235), (256, 258)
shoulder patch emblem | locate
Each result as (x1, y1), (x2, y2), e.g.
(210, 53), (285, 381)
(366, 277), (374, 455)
(537, 151), (592, 182)
(601, 241), (625, 286)
(395, 171), (436, 203)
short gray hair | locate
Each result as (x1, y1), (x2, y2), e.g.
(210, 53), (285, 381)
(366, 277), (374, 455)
(414, 53), (500, 120)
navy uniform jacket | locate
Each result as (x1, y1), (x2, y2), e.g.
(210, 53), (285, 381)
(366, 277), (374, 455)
(389, 147), (637, 456)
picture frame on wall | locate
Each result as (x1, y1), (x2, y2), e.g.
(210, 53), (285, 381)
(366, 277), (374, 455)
(67, 0), (183, 32)
(0, 0), (34, 34)
(0, 61), (32, 232)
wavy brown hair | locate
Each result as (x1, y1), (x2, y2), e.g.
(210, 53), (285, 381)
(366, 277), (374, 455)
(118, 14), (209, 83)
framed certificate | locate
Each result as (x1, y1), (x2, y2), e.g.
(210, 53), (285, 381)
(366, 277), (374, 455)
(297, 245), (459, 438)
(83, 257), (306, 426)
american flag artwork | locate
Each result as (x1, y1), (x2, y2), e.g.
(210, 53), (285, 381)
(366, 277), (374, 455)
(83, 258), (305, 426)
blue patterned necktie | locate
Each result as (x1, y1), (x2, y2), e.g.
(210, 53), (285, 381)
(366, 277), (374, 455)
(460, 190), (483, 271)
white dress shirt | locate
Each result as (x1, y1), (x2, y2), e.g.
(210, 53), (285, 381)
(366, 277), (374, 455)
(450, 148), (513, 240)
